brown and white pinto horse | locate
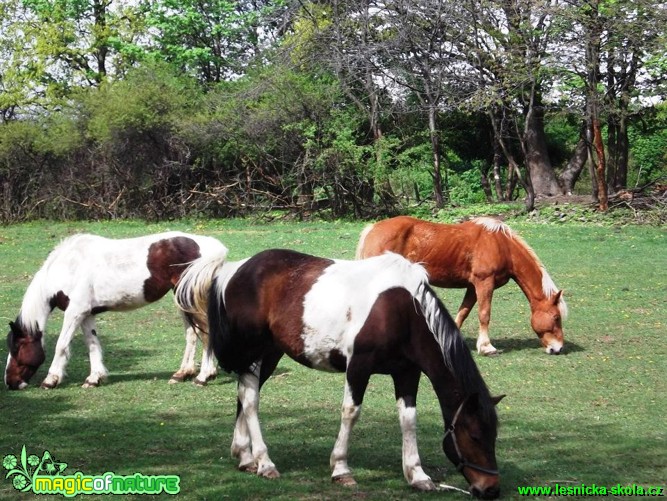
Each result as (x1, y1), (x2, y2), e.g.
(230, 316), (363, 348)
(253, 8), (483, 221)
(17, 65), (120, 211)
(5, 232), (227, 390)
(356, 216), (568, 355)
(175, 248), (504, 498)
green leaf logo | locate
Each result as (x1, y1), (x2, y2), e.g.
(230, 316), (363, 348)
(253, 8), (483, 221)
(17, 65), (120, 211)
(2, 446), (67, 493)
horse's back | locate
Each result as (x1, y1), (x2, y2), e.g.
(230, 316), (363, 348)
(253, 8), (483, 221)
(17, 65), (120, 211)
(357, 216), (512, 287)
(221, 249), (431, 372)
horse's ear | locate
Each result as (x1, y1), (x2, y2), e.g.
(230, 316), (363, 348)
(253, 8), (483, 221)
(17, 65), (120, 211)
(491, 394), (506, 406)
(8, 321), (23, 337)
(552, 290), (563, 305)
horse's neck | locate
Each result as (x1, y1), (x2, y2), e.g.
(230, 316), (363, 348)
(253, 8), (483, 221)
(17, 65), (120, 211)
(429, 372), (467, 424)
(18, 270), (52, 332)
(508, 239), (548, 307)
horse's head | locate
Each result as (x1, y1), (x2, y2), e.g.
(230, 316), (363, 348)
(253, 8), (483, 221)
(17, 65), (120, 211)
(5, 321), (45, 390)
(442, 394), (504, 499)
(531, 290), (566, 354)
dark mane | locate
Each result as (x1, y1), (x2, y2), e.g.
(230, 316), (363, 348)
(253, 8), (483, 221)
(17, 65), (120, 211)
(418, 284), (497, 422)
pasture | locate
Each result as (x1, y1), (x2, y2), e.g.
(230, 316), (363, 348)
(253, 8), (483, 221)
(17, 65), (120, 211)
(1, 218), (665, 500)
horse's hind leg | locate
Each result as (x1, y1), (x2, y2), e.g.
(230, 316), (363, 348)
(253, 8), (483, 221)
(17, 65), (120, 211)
(193, 329), (218, 386)
(81, 317), (109, 388)
(455, 286), (477, 328)
(231, 398), (256, 472)
(392, 366), (435, 491)
(234, 351), (283, 479)
(169, 319), (199, 383)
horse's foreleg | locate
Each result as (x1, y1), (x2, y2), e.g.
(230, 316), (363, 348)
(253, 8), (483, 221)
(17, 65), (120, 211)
(330, 382), (361, 485)
(41, 309), (85, 389)
(393, 367), (435, 491)
(475, 280), (498, 355)
(237, 365), (280, 479)
(193, 329), (217, 386)
(330, 361), (370, 486)
(455, 286), (477, 328)
(81, 317), (108, 388)
(169, 318), (199, 383)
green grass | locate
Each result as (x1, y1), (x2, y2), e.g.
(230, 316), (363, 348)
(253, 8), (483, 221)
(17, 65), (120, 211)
(0, 219), (665, 500)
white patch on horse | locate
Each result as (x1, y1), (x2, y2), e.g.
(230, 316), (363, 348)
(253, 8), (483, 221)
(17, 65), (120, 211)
(300, 253), (428, 370)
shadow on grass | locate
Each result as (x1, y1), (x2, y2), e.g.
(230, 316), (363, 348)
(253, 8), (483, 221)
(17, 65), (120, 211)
(1, 386), (664, 500)
(490, 338), (586, 354)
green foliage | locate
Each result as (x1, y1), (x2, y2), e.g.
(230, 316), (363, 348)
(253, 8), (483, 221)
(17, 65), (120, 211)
(82, 62), (198, 143)
(628, 105), (667, 184)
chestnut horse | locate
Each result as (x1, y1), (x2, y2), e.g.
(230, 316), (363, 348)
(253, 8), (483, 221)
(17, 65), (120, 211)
(5, 232), (227, 390)
(175, 248), (503, 498)
(356, 216), (567, 355)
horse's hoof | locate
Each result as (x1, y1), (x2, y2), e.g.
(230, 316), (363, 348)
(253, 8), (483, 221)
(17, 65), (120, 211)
(82, 380), (100, 388)
(40, 381), (57, 390)
(479, 346), (501, 356)
(332, 474), (357, 486)
(411, 479), (437, 491)
(193, 378), (207, 387)
(169, 373), (189, 383)
(238, 462), (258, 474)
(259, 467), (280, 479)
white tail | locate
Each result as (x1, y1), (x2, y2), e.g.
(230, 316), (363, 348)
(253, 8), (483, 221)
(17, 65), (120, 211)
(355, 223), (375, 259)
(174, 247), (229, 330)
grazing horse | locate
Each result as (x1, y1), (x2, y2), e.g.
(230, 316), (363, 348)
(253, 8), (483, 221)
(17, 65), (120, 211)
(175, 248), (503, 498)
(5, 232), (227, 390)
(356, 216), (568, 355)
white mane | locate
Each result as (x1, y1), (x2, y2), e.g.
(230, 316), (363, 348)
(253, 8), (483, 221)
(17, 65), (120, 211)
(472, 217), (568, 318)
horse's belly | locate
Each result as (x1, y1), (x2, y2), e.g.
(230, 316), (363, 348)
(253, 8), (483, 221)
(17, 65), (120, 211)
(300, 327), (348, 372)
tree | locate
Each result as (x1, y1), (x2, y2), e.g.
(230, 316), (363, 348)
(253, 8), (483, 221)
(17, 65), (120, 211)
(141, 0), (287, 83)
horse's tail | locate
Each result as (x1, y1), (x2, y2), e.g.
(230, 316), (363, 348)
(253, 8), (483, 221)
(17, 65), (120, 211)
(206, 275), (231, 371)
(174, 246), (229, 332)
(413, 281), (492, 404)
(206, 271), (260, 375)
(355, 223), (375, 259)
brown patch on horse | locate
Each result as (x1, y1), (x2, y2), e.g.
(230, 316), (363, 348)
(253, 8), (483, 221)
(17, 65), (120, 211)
(219, 250), (332, 373)
(261, 253), (333, 359)
(49, 291), (70, 311)
(5, 322), (46, 389)
(144, 237), (202, 303)
(328, 349), (348, 372)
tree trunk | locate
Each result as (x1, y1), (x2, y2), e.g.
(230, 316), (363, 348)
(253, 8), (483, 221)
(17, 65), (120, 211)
(524, 96), (562, 196)
(592, 118), (608, 210)
(489, 109), (534, 211)
(479, 162), (494, 202)
(492, 136), (505, 200)
(584, 0), (608, 211)
(559, 124), (588, 194)
(429, 105), (445, 208)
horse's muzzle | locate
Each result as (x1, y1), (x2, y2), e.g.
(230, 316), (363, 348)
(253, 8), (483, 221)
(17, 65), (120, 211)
(471, 485), (500, 499)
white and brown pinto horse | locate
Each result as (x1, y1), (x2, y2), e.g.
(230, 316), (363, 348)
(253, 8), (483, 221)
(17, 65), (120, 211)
(175, 248), (503, 498)
(5, 232), (227, 390)
(356, 216), (568, 355)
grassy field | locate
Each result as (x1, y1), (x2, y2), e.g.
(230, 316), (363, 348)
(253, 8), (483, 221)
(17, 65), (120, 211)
(0, 218), (665, 500)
